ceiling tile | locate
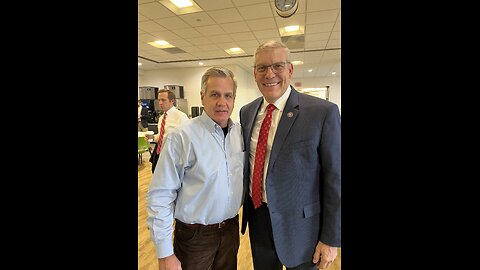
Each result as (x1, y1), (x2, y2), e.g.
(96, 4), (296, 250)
(166, 39), (193, 47)
(306, 0), (340, 12)
(196, 44), (222, 51)
(207, 34), (235, 43)
(180, 12), (216, 27)
(329, 31), (340, 40)
(138, 21), (166, 32)
(138, 2), (175, 20)
(150, 30), (182, 40)
(154, 16), (191, 30)
(304, 40), (328, 50)
(246, 18), (277, 31)
(138, 0), (156, 4)
(306, 22), (335, 34)
(306, 10), (339, 24)
(230, 32), (256, 41)
(207, 8), (243, 23)
(274, 13), (306, 28)
(326, 39), (340, 48)
(235, 39), (260, 48)
(138, 13), (149, 22)
(237, 3), (273, 20)
(253, 29), (280, 39)
(333, 21), (340, 32)
(195, 25), (227, 36)
(306, 32), (331, 41)
(215, 42), (240, 50)
(185, 36), (213, 45)
(180, 46), (202, 53)
(138, 33), (158, 42)
(231, 0), (268, 7)
(194, 0), (235, 11)
(220, 21), (251, 33)
(173, 28), (203, 38)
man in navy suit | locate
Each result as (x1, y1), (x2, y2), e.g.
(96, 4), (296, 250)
(240, 40), (341, 270)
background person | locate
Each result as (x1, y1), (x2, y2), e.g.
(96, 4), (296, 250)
(138, 99), (148, 132)
(152, 89), (189, 143)
(240, 40), (341, 270)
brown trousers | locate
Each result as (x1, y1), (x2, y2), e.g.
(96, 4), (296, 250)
(174, 215), (239, 270)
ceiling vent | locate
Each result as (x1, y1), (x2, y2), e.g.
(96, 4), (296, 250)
(162, 47), (187, 54)
(281, 35), (305, 50)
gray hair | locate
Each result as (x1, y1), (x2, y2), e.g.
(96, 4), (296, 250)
(200, 67), (238, 96)
(254, 40), (291, 63)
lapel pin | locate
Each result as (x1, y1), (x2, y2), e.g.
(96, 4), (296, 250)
(287, 112), (293, 117)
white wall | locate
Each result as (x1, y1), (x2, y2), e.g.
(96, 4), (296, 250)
(138, 65), (341, 121)
(138, 65), (261, 122)
(291, 76), (341, 111)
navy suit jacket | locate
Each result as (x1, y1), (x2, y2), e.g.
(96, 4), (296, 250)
(240, 87), (341, 267)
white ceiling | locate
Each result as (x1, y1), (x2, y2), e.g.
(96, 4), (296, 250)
(138, 0), (340, 80)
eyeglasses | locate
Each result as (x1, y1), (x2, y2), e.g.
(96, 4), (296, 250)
(254, 61), (290, 73)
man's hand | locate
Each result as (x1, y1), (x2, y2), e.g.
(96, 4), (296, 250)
(312, 240), (338, 269)
(158, 254), (182, 270)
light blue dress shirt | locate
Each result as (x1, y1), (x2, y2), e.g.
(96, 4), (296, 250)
(146, 113), (244, 258)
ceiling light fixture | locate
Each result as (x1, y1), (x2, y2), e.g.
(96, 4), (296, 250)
(225, 47), (245, 55)
(170, 0), (193, 8)
(159, 0), (202, 15)
(285, 25), (300, 32)
(279, 25), (304, 37)
(291, 60), (304, 65)
(148, 40), (175, 49)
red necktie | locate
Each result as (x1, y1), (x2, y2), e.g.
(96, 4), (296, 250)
(251, 104), (276, 209)
(156, 112), (167, 154)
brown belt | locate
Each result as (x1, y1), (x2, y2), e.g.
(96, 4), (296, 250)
(176, 215), (238, 229)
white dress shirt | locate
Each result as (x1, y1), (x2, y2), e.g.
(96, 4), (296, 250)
(249, 86), (291, 204)
(154, 106), (189, 142)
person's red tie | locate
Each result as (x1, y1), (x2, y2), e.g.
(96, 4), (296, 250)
(156, 112), (167, 154)
(251, 104), (276, 209)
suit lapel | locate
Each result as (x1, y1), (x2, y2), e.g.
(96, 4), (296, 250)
(267, 88), (299, 173)
(245, 98), (264, 150)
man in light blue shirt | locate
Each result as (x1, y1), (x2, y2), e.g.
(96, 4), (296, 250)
(146, 67), (244, 270)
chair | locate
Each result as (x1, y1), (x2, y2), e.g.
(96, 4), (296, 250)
(138, 136), (151, 165)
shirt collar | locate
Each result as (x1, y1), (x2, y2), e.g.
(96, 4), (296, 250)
(199, 113), (235, 133)
(260, 85), (291, 113)
(165, 106), (176, 114)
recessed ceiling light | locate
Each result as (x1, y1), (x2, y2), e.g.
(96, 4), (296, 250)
(225, 47), (245, 55)
(291, 60), (304, 65)
(148, 40), (175, 49)
(170, 0), (193, 8)
(199, 62), (204, 66)
(285, 25), (300, 32)
(332, 71), (336, 75)
(159, 0), (202, 15)
(308, 69), (313, 72)
(279, 25), (304, 37)
(138, 63), (143, 66)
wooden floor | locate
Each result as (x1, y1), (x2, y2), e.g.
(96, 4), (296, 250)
(138, 154), (341, 270)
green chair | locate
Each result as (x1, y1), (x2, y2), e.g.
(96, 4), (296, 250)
(138, 136), (151, 165)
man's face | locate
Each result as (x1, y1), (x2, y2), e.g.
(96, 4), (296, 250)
(158, 92), (174, 112)
(200, 76), (235, 128)
(254, 48), (293, 103)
